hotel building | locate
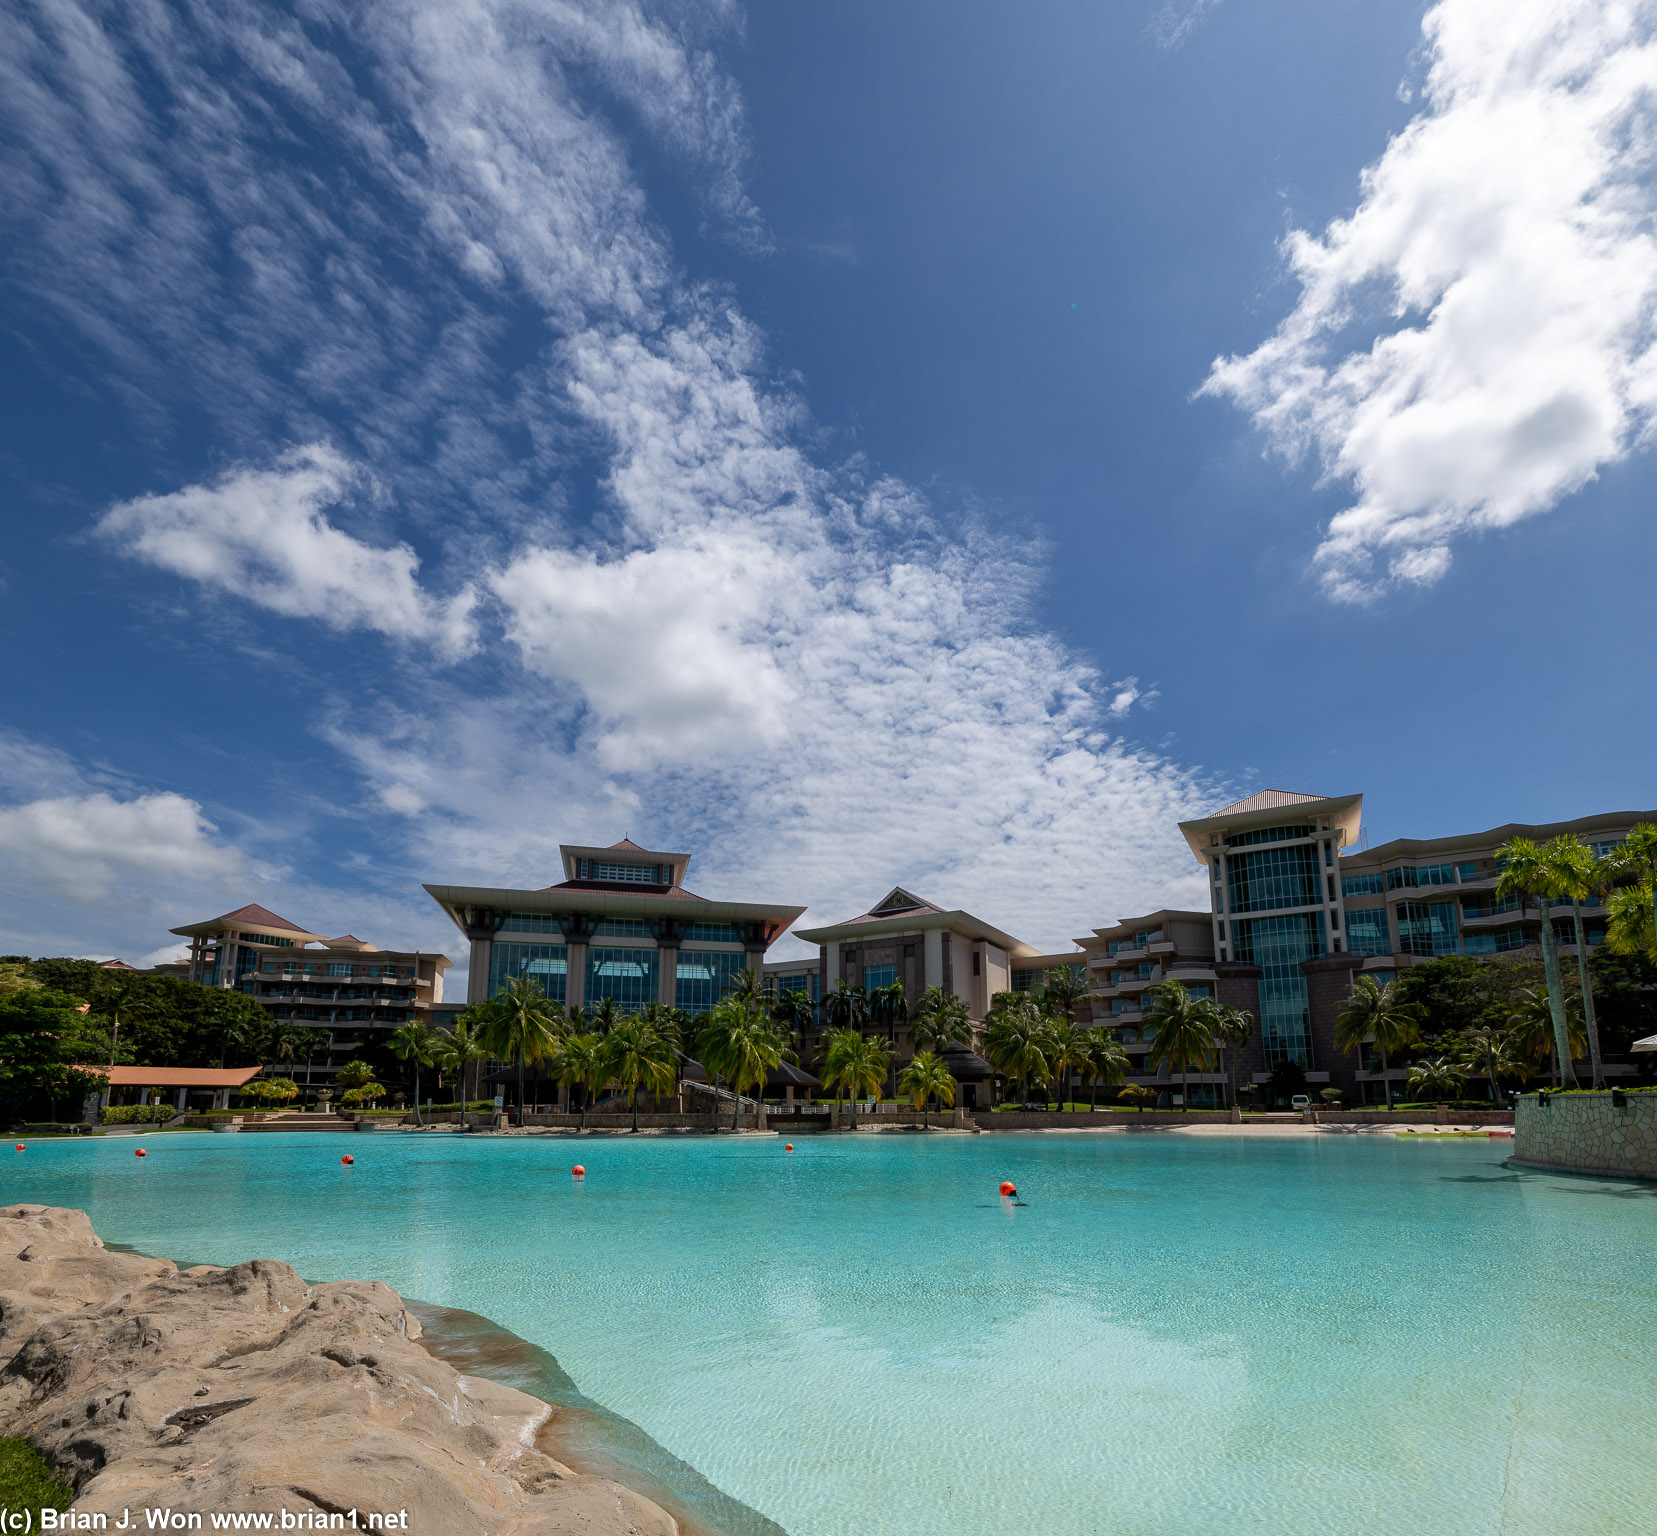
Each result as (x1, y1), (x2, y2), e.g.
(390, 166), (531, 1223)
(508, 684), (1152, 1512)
(425, 838), (806, 1011)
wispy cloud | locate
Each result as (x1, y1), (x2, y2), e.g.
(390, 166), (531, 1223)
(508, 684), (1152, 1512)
(4, 0), (1217, 958)
(1149, 0), (1225, 51)
(1203, 0), (1657, 601)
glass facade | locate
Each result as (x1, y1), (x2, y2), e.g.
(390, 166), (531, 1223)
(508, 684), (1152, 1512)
(1386, 863), (1457, 891)
(863, 963), (898, 991)
(683, 923), (743, 942)
(577, 860), (666, 884)
(587, 948), (658, 1012)
(675, 950), (746, 1014)
(1341, 872), (1385, 898)
(1226, 824), (1314, 847)
(501, 913), (560, 933)
(1397, 901), (1460, 957)
(770, 972), (821, 1002)
(1345, 907), (1392, 956)
(489, 942), (568, 1002)
(1228, 844), (1321, 914)
(1231, 912), (1324, 1068)
(594, 919), (652, 938)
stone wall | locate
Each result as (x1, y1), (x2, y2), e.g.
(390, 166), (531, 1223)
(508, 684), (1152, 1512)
(1512, 1091), (1657, 1180)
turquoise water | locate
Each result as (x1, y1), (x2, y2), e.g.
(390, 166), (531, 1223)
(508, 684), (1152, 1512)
(3, 1130), (1655, 1536)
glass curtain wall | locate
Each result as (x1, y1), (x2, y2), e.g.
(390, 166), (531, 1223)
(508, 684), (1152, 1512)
(675, 950), (747, 1014)
(489, 942), (568, 1002)
(1344, 908), (1392, 956)
(1232, 912), (1325, 1067)
(587, 948), (658, 1012)
(1228, 844), (1321, 913)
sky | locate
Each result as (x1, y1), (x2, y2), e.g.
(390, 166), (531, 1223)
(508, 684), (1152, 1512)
(2, 0), (1655, 980)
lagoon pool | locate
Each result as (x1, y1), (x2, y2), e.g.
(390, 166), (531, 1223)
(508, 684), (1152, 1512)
(3, 1130), (1653, 1536)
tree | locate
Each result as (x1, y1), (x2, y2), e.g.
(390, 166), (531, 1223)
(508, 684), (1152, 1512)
(869, 980), (910, 1098)
(1039, 968), (1088, 1026)
(0, 989), (107, 1123)
(550, 1032), (606, 1128)
(0, 962), (39, 999)
(725, 967), (766, 1005)
(896, 1051), (956, 1128)
(822, 981), (870, 1035)
(1495, 836), (1577, 1087)
(696, 997), (785, 1131)
(338, 1080), (385, 1108)
(485, 974), (561, 1125)
(1116, 1083), (1156, 1113)
(982, 993), (1053, 1107)
(768, 987), (816, 1053)
(433, 1016), (491, 1129)
(1214, 1005), (1255, 1109)
(1458, 1023), (1522, 1106)
(1143, 979), (1219, 1111)
(1605, 823), (1657, 965)
(1044, 1019), (1093, 1112)
(1333, 975), (1421, 1109)
(1544, 835), (1607, 1087)
(1606, 885), (1657, 963)
(820, 1028), (888, 1126)
(909, 987), (972, 1054)
(603, 1014), (679, 1132)
(387, 1022), (440, 1126)
(1079, 1026), (1129, 1110)
(1506, 985), (1585, 1086)
(245, 1077), (300, 1108)
(589, 996), (623, 1036)
(1406, 1057), (1466, 1105)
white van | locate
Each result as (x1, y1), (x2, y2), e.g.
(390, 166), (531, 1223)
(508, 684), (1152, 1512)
(1290, 1094), (1311, 1111)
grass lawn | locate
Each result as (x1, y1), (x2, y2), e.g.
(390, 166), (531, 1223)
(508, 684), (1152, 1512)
(0, 1437), (72, 1513)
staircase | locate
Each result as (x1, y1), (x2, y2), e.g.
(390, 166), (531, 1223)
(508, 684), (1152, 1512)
(236, 1112), (355, 1133)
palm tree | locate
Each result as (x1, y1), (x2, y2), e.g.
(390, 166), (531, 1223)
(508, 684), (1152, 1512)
(1143, 980), (1219, 1111)
(896, 1051), (956, 1128)
(1605, 822), (1657, 964)
(697, 996), (785, 1130)
(982, 994), (1053, 1108)
(909, 987), (972, 1053)
(1606, 884), (1657, 961)
(1459, 1023), (1519, 1107)
(769, 986), (817, 1051)
(1045, 1019), (1092, 1112)
(1332, 975), (1419, 1109)
(589, 995), (623, 1036)
(1496, 835), (1577, 1087)
(1506, 985), (1585, 1087)
(551, 1031), (606, 1128)
(869, 980), (910, 1098)
(1543, 835), (1606, 1087)
(100, 981), (135, 1097)
(386, 1021), (439, 1125)
(1407, 1056), (1466, 1106)
(485, 974), (562, 1125)
(292, 1027), (330, 1090)
(1214, 1005), (1255, 1109)
(822, 980), (870, 1035)
(820, 1029), (888, 1126)
(725, 967), (766, 1005)
(269, 1021), (308, 1080)
(1079, 1026), (1129, 1110)
(603, 1014), (679, 1132)
(434, 1015), (491, 1129)
(1039, 968), (1088, 1026)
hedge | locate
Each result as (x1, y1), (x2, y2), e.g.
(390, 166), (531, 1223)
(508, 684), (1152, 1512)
(99, 1104), (178, 1125)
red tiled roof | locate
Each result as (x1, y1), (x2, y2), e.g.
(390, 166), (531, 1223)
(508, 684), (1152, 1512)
(606, 837), (650, 852)
(81, 1065), (264, 1087)
(212, 903), (310, 933)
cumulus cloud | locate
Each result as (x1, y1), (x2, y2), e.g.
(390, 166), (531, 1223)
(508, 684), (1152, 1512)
(1203, 0), (1657, 600)
(0, 791), (248, 906)
(99, 446), (477, 657)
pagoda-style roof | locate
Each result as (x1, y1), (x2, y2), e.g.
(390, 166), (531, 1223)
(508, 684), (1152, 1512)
(170, 905), (323, 942)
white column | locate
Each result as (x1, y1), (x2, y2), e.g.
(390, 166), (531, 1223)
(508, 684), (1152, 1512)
(923, 929), (943, 988)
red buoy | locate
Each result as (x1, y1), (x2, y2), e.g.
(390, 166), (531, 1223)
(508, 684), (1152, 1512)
(135, 1148), (146, 1158)
(999, 1181), (1015, 1197)
(785, 1143), (794, 1152)
(571, 1164), (585, 1178)
(14, 1144), (23, 1152)
(342, 1155), (354, 1165)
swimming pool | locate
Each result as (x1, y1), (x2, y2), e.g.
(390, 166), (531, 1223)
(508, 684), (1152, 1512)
(3, 1130), (1653, 1536)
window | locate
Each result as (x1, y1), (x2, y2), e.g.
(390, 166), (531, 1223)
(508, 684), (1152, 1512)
(1137, 962), (1155, 979)
(1136, 929), (1163, 947)
(864, 964), (898, 991)
(489, 943), (568, 1002)
(1228, 844), (1321, 913)
(770, 972), (820, 1002)
(587, 948), (658, 1012)
(501, 913), (559, 933)
(328, 963), (354, 977)
(675, 950), (747, 1014)
(683, 923), (743, 943)
(1386, 864), (1456, 891)
(577, 860), (666, 884)
(1462, 933), (1496, 955)
(262, 962), (277, 974)
(1225, 824), (1314, 847)
(1456, 862), (1480, 880)
(1115, 1028), (1139, 1044)
(593, 919), (651, 938)
(237, 932), (294, 947)
(1011, 969), (1039, 992)
(1344, 908), (1391, 956)
(1493, 926), (1532, 952)
(972, 952), (981, 976)
(1184, 983), (1212, 1000)
(1342, 872), (1385, 897)
(1589, 839), (1625, 858)
(1231, 912), (1324, 1068)
(1396, 901), (1460, 957)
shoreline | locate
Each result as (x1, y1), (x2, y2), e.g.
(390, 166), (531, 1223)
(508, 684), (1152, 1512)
(0, 1204), (757, 1536)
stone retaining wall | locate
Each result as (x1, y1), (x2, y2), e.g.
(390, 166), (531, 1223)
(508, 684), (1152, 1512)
(1512, 1091), (1657, 1180)
(1312, 1109), (1514, 1126)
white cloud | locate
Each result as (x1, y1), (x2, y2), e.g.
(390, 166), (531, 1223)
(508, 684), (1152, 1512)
(1150, 0), (1225, 51)
(99, 445), (477, 656)
(0, 791), (249, 905)
(1203, 0), (1657, 600)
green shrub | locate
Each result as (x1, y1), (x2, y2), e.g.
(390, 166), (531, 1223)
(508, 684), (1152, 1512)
(99, 1104), (177, 1125)
(0, 1437), (72, 1513)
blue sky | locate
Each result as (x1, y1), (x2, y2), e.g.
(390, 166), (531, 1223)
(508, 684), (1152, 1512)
(2, 0), (1654, 978)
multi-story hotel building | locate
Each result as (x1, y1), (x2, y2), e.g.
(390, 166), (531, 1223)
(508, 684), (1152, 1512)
(1173, 790), (1656, 1102)
(425, 838), (806, 1011)
(169, 903), (452, 1055)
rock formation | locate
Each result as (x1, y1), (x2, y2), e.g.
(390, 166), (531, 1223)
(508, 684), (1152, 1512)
(0, 1205), (677, 1534)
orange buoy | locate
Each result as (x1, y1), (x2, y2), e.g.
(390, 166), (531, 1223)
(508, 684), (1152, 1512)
(999, 1180), (1015, 1197)
(341, 1155), (354, 1165)
(135, 1148), (146, 1158)
(785, 1143), (794, 1152)
(14, 1144), (23, 1152)
(571, 1164), (585, 1178)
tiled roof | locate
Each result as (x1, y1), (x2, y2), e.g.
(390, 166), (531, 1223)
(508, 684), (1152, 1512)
(212, 903), (310, 933)
(606, 837), (650, 852)
(327, 935), (365, 945)
(540, 881), (707, 900)
(82, 1065), (264, 1087)
(1209, 789), (1327, 817)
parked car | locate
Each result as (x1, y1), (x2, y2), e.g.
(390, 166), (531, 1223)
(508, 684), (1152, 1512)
(1290, 1094), (1311, 1111)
